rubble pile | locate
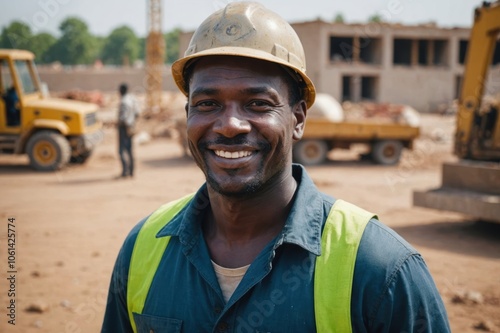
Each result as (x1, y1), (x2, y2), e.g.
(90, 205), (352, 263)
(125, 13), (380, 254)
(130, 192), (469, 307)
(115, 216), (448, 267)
(56, 90), (105, 107)
(343, 101), (421, 127)
(480, 94), (500, 114)
(432, 94), (500, 115)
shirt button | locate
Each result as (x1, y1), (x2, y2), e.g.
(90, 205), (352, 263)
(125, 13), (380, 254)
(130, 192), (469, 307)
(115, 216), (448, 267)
(217, 322), (229, 331)
(214, 306), (222, 314)
(149, 330), (154, 333)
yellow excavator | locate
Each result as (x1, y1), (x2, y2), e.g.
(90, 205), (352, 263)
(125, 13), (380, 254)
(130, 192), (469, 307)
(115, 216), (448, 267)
(413, 1), (500, 223)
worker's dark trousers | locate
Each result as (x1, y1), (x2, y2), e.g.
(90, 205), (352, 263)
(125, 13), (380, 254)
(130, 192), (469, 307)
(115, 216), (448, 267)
(118, 125), (134, 177)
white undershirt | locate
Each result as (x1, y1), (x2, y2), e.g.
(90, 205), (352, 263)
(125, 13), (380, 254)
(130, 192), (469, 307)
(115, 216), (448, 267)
(211, 260), (250, 303)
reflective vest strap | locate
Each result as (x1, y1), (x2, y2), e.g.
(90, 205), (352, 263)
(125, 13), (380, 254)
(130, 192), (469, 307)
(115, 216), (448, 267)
(314, 199), (376, 333)
(127, 193), (195, 333)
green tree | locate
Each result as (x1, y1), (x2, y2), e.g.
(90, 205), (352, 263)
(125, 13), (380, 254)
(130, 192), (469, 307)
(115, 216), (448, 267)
(164, 28), (180, 64)
(48, 17), (96, 65)
(101, 26), (139, 65)
(0, 21), (33, 50)
(93, 35), (106, 62)
(30, 32), (57, 63)
(368, 14), (383, 23)
(333, 13), (345, 23)
(138, 37), (146, 60)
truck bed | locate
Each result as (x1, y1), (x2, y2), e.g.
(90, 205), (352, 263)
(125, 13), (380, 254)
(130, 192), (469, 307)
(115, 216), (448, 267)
(293, 118), (420, 165)
(303, 119), (420, 143)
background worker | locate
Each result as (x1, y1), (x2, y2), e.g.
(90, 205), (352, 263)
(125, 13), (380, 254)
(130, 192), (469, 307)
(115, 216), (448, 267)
(3, 86), (20, 126)
(102, 2), (450, 332)
(117, 83), (139, 178)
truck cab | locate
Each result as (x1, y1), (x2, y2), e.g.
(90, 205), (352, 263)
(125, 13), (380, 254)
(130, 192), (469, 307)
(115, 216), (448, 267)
(0, 49), (103, 171)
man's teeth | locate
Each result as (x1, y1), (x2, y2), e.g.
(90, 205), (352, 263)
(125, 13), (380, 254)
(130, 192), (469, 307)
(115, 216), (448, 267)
(214, 150), (252, 159)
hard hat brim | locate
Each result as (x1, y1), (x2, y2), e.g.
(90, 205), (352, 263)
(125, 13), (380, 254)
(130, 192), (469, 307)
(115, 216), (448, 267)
(172, 46), (316, 108)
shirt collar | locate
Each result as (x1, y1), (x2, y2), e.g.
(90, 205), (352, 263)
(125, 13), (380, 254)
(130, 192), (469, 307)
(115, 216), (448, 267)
(156, 164), (324, 256)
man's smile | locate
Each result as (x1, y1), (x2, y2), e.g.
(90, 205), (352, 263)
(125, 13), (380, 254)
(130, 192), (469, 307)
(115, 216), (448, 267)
(214, 150), (253, 159)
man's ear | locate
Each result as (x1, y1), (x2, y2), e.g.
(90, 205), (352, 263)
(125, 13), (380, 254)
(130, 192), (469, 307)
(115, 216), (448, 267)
(292, 100), (307, 141)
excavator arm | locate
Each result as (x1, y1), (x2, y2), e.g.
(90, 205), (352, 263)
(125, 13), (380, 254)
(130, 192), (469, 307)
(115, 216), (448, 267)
(456, 1), (500, 160)
(413, 1), (500, 223)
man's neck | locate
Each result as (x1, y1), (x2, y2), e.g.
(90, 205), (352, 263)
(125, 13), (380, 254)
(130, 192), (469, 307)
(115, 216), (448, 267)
(203, 170), (297, 267)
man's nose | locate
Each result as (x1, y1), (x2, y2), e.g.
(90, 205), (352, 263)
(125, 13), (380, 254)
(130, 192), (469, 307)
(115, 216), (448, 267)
(213, 104), (251, 138)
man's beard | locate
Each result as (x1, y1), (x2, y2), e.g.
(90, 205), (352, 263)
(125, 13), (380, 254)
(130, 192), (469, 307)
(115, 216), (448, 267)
(192, 135), (281, 198)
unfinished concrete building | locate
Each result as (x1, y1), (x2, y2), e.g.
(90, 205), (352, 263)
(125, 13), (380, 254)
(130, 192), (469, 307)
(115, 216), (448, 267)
(179, 20), (500, 113)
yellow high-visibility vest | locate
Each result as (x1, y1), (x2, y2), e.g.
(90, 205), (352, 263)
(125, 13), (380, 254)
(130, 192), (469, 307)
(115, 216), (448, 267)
(127, 193), (375, 333)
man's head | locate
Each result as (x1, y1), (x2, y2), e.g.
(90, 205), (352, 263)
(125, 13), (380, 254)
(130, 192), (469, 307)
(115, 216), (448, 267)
(172, 2), (315, 197)
(119, 83), (128, 96)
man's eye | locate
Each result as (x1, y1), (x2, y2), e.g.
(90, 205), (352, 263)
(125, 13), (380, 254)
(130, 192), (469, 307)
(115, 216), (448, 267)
(194, 101), (218, 111)
(248, 100), (272, 110)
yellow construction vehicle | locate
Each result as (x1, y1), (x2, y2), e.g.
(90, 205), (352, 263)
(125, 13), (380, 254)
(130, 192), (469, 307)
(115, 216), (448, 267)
(0, 49), (103, 171)
(297, 119), (419, 166)
(295, 93), (420, 165)
(413, 1), (500, 223)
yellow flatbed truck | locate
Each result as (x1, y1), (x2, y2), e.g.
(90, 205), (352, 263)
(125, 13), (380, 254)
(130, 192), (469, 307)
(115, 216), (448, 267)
(294, 101), (420, 165)
(0, 49), (103, 171)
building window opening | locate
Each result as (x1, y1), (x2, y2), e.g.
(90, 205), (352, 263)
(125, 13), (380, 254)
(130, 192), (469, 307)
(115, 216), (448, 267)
(330, 36), (354, 62)
(342, 75), (353, 101)
(418, 40), (428, 65)
(393, 38), (412, 65)
(459, 40), (468, 65)
(492, 40), (500, 65)
(361, 76), (377, 100)
(433, 39), (448, 66)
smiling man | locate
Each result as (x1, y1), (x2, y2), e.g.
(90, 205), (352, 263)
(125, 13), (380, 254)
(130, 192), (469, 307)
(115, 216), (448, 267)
(101, 2), (450, 332)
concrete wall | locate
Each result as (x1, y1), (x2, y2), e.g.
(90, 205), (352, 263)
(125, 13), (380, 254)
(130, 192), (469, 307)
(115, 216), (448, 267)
(291, 20), (324, 88)
(38, 67), (178, 93)
(378, 68), (454, 110)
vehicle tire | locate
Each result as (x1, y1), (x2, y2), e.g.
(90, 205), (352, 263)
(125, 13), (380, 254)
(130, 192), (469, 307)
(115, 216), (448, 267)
(293, 140), (328, 165)
(70, 151), (92, 164)
(26, 131), (71, 171)
(371, 140), (403, 165)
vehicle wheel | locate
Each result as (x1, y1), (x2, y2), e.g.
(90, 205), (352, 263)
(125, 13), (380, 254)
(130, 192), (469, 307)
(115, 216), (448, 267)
(371, 140), (403, 165)
(26, 131), (71, 171)
(293, 140), (328, 165)
(70, 150), (92, 164)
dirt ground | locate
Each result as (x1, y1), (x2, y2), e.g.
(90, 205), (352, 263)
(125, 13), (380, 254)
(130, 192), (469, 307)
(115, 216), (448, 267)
(0, 113), (499, 333)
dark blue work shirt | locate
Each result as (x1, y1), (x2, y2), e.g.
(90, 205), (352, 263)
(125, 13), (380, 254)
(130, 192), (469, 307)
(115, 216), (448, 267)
(102, 165), (450, 333)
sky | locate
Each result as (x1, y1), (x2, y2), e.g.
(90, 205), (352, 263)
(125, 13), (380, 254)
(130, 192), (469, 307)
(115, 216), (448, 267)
(0, 0), (484, 37)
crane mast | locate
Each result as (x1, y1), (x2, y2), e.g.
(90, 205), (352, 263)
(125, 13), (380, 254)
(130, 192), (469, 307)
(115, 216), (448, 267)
(146, 0), (165, 113)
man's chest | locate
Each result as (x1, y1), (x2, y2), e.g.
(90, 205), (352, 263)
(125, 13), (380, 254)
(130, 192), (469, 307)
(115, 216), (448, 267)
(138, 242), (317, 333)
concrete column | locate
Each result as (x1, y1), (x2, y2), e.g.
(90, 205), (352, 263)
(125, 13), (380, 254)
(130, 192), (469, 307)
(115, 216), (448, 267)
(382, 31), (393, 69)
(449, 35), (459, 71)
(428, 40), (435, 66)
(411, 39), (419, 66)
(353, 36), (360, 63)
(317, 22), (328, 91)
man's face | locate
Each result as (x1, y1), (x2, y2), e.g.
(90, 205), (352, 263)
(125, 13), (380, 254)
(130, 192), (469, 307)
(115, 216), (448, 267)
(186, 56), (307, 197)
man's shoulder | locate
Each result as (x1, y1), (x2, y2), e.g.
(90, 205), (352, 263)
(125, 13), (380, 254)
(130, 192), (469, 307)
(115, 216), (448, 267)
(122, 194), (197, 248)
(120, 216), (150, 258)
(352, 218), (450, 331)
(353, 218), (421, 316)
(357, 218), (418, 272)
